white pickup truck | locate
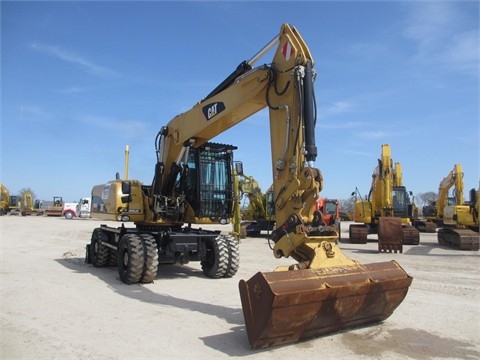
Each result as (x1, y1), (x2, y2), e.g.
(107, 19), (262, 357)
(63, 197), (91, 219)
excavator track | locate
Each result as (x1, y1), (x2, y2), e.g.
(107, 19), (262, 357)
(348, 224), (368, 244)
(239, 261), (412, 349)
(401, 225), (420, 245)
(438, 228), (479, 251)
(413, 221), (437, 233)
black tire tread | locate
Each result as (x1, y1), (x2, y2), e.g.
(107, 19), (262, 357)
(91, 228), (110, 267)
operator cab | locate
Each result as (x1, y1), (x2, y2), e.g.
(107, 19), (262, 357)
(170, 142), (237, 222)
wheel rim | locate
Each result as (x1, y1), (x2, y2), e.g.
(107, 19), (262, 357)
(123, 250), (129, 269)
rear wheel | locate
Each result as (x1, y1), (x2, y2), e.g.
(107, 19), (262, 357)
(118, 234), (144, 284)
(107, 233), (118, 267)
(201, 236), (228, 278)
(90, 228), (110, 267)
(117, 233), (159, 284)
(224, 235), (240, 278)
(140, 234), (159, 283)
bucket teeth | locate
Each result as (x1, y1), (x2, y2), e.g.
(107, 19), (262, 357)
(239, 261), (412, 349)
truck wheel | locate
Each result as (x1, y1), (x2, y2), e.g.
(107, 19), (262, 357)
(224, 235), (240, 278)
(139, 234), (159, 283)
(201, 236), (228, 278)
(64, 211), (74, 220)
(90, 228), (110, 267)
(118, 234), (144, 284)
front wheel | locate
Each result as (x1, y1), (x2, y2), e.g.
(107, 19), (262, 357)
(224, 235), (240, 278)
(201, 236), (228, 278)
(118, 234), (158, 284)
(64, 211), (74, 220)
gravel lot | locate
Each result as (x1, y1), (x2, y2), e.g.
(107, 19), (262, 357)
(1, 215), (479, 359)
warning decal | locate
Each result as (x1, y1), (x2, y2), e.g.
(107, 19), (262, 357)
(282, 41), (294, 61)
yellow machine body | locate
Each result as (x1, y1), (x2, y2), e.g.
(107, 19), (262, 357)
(90, 180), (146, 222)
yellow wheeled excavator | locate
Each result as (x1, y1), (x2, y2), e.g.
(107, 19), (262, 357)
(435, 164), (479, 250)
(350, 144), (420, 251)
(86, 24), (412, 349)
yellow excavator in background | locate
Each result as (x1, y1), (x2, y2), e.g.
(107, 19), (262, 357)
(350, 144), (420, 251)
(435, 164), (479, 250)
(231, 162), (275, 238)
(0, 183), (9, 215)
(0, 184), (21, 215)
(393, 162), (436, 233)
(20, 191), (44, 216)
(85, 24), (412, 349)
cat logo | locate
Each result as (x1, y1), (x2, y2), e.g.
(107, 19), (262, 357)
(202, 102), (225, 121)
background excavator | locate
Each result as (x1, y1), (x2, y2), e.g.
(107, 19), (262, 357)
(349, 144), (420, 251)
(85, 24), (412, 349)
(1, 183), (10, 215)
(0, 184), (21, 215)
(20, 191), (43, 216)
(231, 163), (339, 239)
(231, 162), (275, 238)
(434, 164), (479, 250)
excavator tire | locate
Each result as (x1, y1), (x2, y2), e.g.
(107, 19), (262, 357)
(239, 260), (412, 349)
(139, 234), (159, 283)
(90, 228), (110, 267)
(118, 234), (146, 284)
(401, 225), (420, 245)
(348, 224), (368, 244)
(107, 232), (118, 267)
(437, 228), (480, 251)
(224, 235), (240, 278)
(201, 236), (228, 278)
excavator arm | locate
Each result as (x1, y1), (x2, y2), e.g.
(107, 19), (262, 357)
(148, 24), (411, 348)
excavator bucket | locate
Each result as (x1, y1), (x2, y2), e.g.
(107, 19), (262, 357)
(239, 261), (412, 349)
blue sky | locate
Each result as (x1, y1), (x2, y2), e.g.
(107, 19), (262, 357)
(1, 1), (479, 204)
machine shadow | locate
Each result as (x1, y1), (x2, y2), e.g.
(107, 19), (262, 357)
(55, 256), (263, 356)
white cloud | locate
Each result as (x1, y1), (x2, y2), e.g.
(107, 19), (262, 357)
(78, 115), (147, 138)
(342, 149), (373, 157)
(59, 87), (85, 94)
(19, 105), (51, 122)
(357, 130), (391, 139)
(318, 120), (364, 129)
(30, 42), (119, 77)
(319, 91), (392, 121)
(403, 2), (479, 75)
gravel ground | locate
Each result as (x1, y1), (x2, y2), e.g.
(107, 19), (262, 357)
(1, 215), (479, 359)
